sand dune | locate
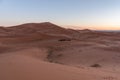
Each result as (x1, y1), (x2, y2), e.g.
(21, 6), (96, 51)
(0, 22), (120, 80)
(0, 52), (119, 80)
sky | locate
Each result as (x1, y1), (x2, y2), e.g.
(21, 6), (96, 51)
(0, 0), (120, 30)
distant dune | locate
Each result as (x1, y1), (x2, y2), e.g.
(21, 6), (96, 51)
(0, 22), (120, 80)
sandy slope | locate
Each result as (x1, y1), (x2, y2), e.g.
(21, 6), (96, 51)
(47, 40), (120, 72)
(0, 52), (119, 80)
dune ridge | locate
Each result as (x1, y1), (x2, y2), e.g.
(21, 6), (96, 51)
(0, 22), (120, 80)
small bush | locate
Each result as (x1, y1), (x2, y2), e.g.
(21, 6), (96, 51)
(91, 64), (101, 68)
(58, 39), (71, 41)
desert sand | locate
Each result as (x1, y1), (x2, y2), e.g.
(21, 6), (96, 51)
(0, 22), (120, 80)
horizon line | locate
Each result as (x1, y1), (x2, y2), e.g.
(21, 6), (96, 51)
(0, 22), (120, 31)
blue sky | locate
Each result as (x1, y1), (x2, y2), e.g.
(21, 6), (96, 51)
(0, 0), (120, 30)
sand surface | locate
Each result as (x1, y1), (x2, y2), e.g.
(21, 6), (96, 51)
(0, 22), (120, 80)
(0, 51), (119, 80)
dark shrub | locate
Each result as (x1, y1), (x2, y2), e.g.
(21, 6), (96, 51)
(91, 64), (101, 68)
(58, 39), (71, 41)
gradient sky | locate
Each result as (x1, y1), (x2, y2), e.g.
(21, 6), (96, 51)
(0, 0), (120, 30)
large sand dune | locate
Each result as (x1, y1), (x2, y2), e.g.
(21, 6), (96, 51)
(0, 22), (120, 80)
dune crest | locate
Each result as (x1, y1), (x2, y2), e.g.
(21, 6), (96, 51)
(0, 22), (120, 80)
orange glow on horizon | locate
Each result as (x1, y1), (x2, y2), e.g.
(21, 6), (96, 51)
(1, 22), (120, 30)
(64, 25), (120, 30)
